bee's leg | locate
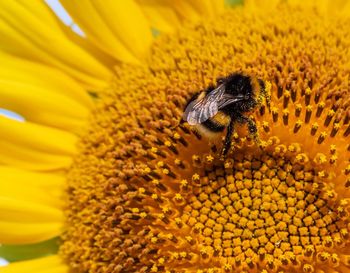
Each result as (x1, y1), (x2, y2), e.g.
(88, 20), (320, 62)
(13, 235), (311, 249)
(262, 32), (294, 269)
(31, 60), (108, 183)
(262, 90), (271, 112)
(247, 118), (259, 143)
(236, 115), (259, 144)
(258, 80), (271, 112)
(221, 119), (235, 157)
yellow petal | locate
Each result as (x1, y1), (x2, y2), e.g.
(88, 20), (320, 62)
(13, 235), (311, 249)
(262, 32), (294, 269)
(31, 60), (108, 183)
(45, 1), (121, 68)
(0, 116), (76, 171)
(92, 0), (153, 58)
(0, 167), (64, 208)
(0, 196), (63, 225)
(61, 0), (149, 64)
(163, 0), (201, 22)
(15, 0), (64, 32)
(141, 5), (179, 32)
(0, 183), (62, 209)
(0, 116), (76, 155)
(137, 0), (181, 33)
(0, 222), (61, 245)
(210, 0), (225, 14)
(287, 0), (319, 6)
(0, 166), (64, 188)
(0, 219), (63, 245)
(0, 1), (112, 91)
(287, 0), (350, 17)
(0, 183), (64, 244)
(59, 23), (118, 69)
(137, 0), (226, 33)
(286, 0), (327, 12)
(0, 142), (72, 171)
(188, 0), (216, 17)
(340, 2), (350, 18)
(0, 198), (64, 223)
(244, 0), (281, 13)
(326, 0), (350, 18)
(0, 87), (86, 132)
(0, 255), (68, 273)
(0, 79), (89, 134)
(0, 52), (93, 109)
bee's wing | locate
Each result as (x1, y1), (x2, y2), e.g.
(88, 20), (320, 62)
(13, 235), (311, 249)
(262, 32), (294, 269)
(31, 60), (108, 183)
(183, 99), (218, 125)
(217, 93), (245, 109)
(183, 84), (226, 125)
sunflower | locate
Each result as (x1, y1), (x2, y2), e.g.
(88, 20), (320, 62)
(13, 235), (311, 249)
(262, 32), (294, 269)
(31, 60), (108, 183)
(1, 0), (350, 272)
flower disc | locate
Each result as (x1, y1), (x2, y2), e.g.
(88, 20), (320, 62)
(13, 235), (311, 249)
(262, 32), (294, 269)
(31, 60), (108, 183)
(61, 3), (350, 273)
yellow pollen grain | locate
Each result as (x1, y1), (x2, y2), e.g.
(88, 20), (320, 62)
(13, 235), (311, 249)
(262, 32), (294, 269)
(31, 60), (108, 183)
(192, 173), (200, 181)
(206, 155), (214, 163)
(334, 123), (340, 130)
(61, 3), (350, 273)
(271, 107), (279, 115)
(295, 120), (303, 127)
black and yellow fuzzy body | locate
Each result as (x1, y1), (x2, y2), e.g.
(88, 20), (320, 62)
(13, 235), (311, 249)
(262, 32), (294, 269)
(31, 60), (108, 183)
(191, 112), (231, 139)
(182, 73), (271, 156)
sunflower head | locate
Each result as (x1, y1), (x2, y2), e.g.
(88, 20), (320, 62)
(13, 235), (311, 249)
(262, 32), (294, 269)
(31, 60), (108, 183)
(1, 1), (350, 273)
(57, 2), (350, 273)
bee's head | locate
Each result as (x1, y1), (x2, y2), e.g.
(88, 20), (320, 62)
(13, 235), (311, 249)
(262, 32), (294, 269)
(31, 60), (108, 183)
(224, 73), (254, 99)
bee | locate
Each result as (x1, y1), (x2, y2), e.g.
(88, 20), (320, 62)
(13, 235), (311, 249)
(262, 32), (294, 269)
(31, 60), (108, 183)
(182, 73), (271, 156)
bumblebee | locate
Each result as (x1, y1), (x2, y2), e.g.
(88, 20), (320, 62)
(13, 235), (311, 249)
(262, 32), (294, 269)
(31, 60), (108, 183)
(182, 73), (271, 156)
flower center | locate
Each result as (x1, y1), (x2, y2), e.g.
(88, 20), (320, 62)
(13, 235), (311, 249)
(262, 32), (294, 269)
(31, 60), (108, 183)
(186, 151), (347, 271)
(60, 3), (350, 273)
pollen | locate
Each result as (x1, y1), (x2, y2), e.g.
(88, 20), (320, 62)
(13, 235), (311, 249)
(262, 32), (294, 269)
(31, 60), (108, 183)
(60, 2), (350, 273)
